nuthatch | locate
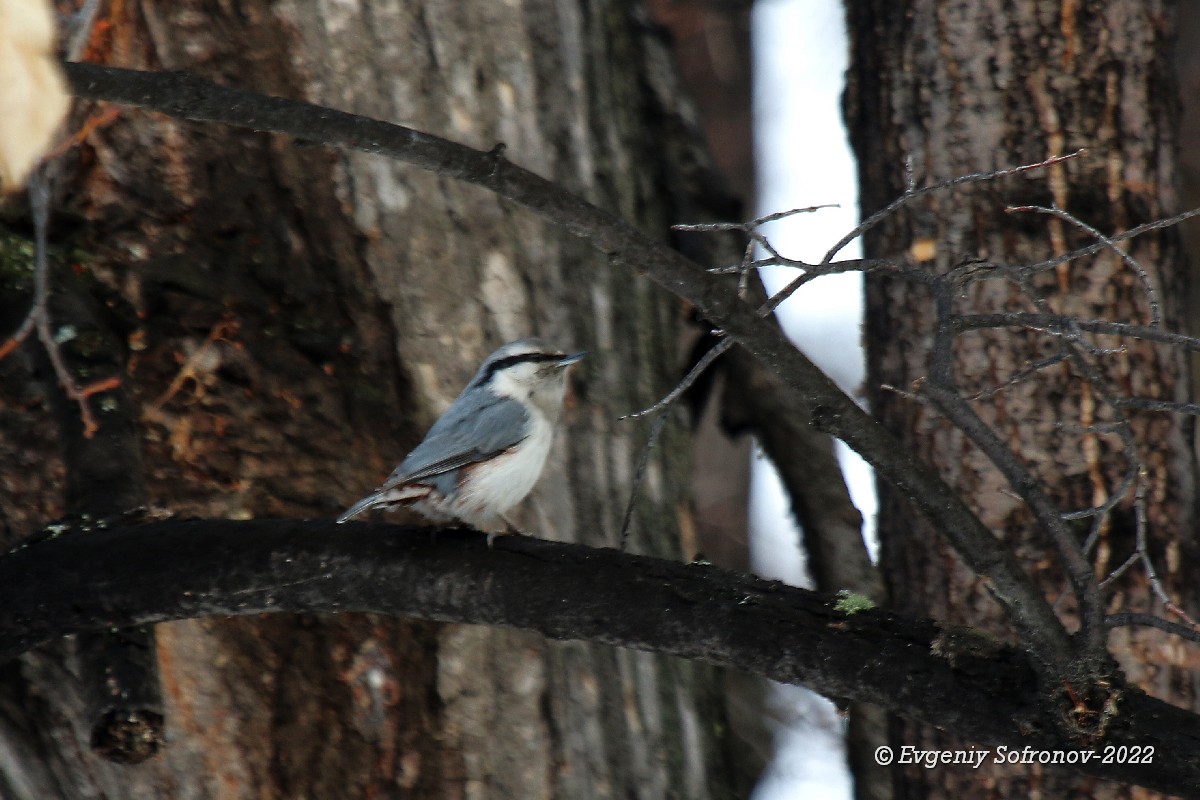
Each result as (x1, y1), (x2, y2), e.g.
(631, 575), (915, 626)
(337, 339), (585, 534)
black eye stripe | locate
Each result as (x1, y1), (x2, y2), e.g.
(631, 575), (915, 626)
(473, 353), (567, 387)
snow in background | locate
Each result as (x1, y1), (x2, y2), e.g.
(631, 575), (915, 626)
(748, 0), (876, 797)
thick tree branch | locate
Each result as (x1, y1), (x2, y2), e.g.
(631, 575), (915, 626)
(61, 61), (1074, 672)
(0, 518), (1193, 794)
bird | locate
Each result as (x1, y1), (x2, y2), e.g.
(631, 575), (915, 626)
(337, 338), (586, 537)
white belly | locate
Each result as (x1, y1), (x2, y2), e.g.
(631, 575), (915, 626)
(419, 414), (554, 530)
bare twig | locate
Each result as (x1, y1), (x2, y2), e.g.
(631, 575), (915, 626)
(842, 151), (1088, 266)
(1053, 420), (1127, 435)
(1105, 613), (1200, 644)
(934, 233), (1156, 656)
(703, 239), (760, 297)
(962, 353), (1070, 401)
(0, 311), (37, 361)
(618, 336), (735, 550)
(672, 204), (835, 234)
(1007, 204), (1161, 327)
(1130, 473), (1198, 627)
(1020, 205), (1200, 276)
(879, 382), (927, 404)
(618, 409), (670, 551)
(1116, 397), (1200, 416)
(719, 254), (927, 281)
(676, 210), (834, 298)
(44, 106), (122, 162)
(751, 256), (951, 321)
(28, 172), (111, 438)
(752, 190), (1200, 327)
(619, 335), (734, 421)
(953, 313), (1200, 352)
(1098, 552), (1139, 589)
(760, 151), (1088, 315)
(735, 240), (755, 297)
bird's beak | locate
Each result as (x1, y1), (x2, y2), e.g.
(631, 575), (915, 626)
(558, 351), (587, 367)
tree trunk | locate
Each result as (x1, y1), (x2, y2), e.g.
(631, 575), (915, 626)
(846, 1), (1196, 797)
(0, 1), (743, 797)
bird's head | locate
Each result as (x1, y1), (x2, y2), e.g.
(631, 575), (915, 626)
(472, 338), (586, 418)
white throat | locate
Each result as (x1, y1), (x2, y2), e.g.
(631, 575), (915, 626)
(489, 364), (567, 421)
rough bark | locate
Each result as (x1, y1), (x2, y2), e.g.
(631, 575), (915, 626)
(0, 1), (742, 797)
(846, 1), (1196, 796)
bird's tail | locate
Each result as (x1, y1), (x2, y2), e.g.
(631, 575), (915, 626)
(336, 494), (380, 523)
(336, 483), (428, 523)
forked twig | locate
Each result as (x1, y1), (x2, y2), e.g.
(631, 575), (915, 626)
(961, 353), (1070, 401)
(678, 208), (835, 297)
(761, 151), (1088, 314)
(1131, 473), (1199, 628)
(1106, 613), (1200, 644)
(28, 173), (116, 438)
(954, 313), (1200, 352)
(618, 408), (670, 552)
(619, 336), (734, 421)
(0, 312), (37, 361)
(1007, 204), (1161, 327)
(1020, 205), (1200, 277)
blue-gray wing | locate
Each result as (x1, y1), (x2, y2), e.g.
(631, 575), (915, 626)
(382, 392), (530, 488)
